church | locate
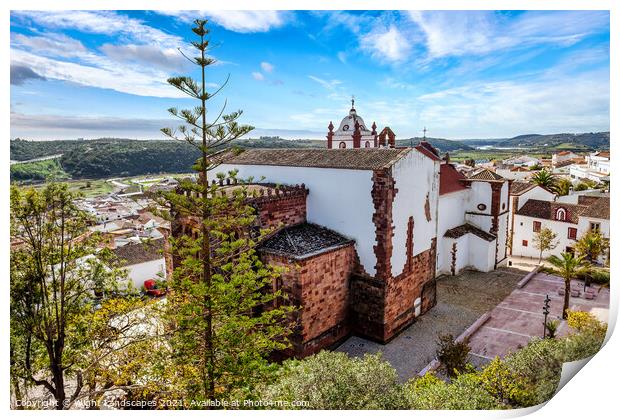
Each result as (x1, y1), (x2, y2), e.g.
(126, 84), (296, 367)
(173, 101), (510, 358)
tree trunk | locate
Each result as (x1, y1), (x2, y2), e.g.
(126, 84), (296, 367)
(563, 277), (570, 319)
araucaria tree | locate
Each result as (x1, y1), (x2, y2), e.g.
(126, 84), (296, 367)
(160, 19), (293, 404)
(547, 253), (590, 319)
(533, 227), (558, 263)
(10, 184), (147, 409)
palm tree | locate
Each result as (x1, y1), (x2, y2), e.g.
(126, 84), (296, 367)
(531, 168), (556, 190)
(547, 253), (590, 319)
(553, 177), (572, 196)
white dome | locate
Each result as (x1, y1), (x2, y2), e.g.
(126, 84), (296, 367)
(335, 107), (371, 134)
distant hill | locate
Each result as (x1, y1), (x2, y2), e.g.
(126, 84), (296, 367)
(493, 132), (609, 149)
(397, 137), (473, 152)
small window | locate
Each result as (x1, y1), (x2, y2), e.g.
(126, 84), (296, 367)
(522, 240), (528, 247)
(365, 141), (370, 148)
(477, 203), (487, 211)
(568, 227), (577, 240)
(339, 142), (346, 149)
(556, 208), (566, 221)
(590, 222), (601, 232)
(533, 221), (541, 233)
(342, 124), (349, 131)
(502, 203), (506, 210)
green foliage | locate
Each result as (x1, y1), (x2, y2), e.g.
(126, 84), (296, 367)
(10, 183), (144, 408)
(547, 252), (590, 318)
(261, 351), (404, 409)
(436, 334), (471, 378)
(574, 230), (609, 263)
(10, 158), (69, 182)
(478, 357), (538, 407)
(553, 177), (572, 196)
(533, 227), (558, 262)
(404, 373), (502, 410)
(156, 18), (292, 404)
(561, 311), (607, 361)
(531, 168), (556, 189)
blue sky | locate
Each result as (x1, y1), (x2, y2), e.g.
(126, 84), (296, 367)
(10, 10), (610, 140)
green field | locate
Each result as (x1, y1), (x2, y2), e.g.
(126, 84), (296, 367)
(10, 159), (69, 182)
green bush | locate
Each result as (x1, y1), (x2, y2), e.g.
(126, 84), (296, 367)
(261, 351), (404, 409)
(436, 334), (471, 378)
(404, 373), (502, 410)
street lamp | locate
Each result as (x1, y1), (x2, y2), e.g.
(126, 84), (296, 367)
(542, 294), (551, 338)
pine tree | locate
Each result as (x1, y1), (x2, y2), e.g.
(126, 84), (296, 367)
(159, 19), (294, 404)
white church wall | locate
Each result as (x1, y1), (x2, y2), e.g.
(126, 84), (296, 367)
(469, 236), (496, 272)
(215, 163), (379, 276)
(391, 149), (439, 277)
(436, 190), (468, 275)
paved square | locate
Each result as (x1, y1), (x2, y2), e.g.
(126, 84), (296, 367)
(467, 272), (609, 365)
(337, 268), (527, 380)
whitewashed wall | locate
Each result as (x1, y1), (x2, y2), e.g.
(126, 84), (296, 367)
(215, 164), (378, 276)
(469, 235), (496, 272)
(391, 149), (439, 277)
(512, 216), (577, 259)
(437, 190), (468, 274)
(124, 258), (166, 289)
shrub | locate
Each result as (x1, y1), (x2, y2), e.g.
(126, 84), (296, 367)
(404, 373), (502, 410)
(479, 357), (538, 407)
(436, 334), (471, 378)
(261, 351), (403, 409)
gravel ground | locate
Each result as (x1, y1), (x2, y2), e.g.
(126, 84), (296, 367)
(336, 267), (527, 381)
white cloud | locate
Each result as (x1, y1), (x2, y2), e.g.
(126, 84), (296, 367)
(10, 48), (184, 98)
(160, 10), (288, 33)
(252, 72), (265, 81)
(408, 10), (609, 59)
(100, 44), (188, 72)
(308, 75), (342, 90)
(416, 71), (609, 138)
(11, 33), (87, 57)
(360, 26), (411, 62)
(13, 10), (183, 48)
(260, 61), (274, 73)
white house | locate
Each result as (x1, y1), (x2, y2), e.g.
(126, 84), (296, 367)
(511, 196), (609, 262)
(552, 151), (579, 168)
(111, 238), (167, 290)
(502, 155), (540, 168)
(569, 151), (610, 183)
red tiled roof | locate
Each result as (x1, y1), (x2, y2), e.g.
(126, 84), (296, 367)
(444, 223), (496, 242)
(509, 181), (536, 196)
(218, 148), (411, 170)
(579, 196), (609, 220)
(439, 163), (469, 195)
(414, 143), (441, 161)
(467, 168), (504, 182)
(516, 199), (585, 224)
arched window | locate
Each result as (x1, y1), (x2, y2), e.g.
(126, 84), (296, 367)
(339, 142), (346, 149)
(556, 208), (566, 221)
(364, 141), (370, 148)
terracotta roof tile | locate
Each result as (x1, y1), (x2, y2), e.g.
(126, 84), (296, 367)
(467, 168), (505, 181)
(510, 181), (536, 196)
(444, 223), (496, 242)
(516, 199), (585, 224)
(579, 196), (609, 219)
(218, 148), (411, 170)
(259, 223), (354, 259)
(111, 238), (165, 266)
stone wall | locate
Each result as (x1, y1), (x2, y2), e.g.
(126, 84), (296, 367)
(349, 168), (438, 343)
(263, 243), (356, 357)
(255, 189), (308, 230)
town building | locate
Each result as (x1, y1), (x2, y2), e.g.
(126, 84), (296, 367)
(511, 195), (609, 262)
(552, 151), (579, 168)
(569, 151), (610, 184)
